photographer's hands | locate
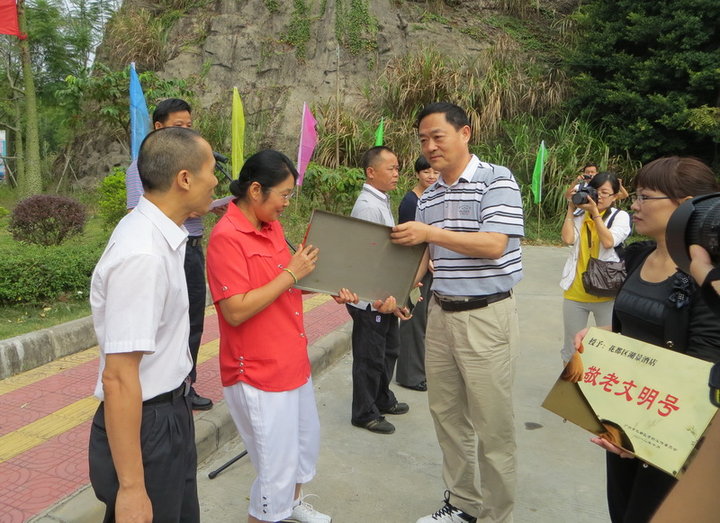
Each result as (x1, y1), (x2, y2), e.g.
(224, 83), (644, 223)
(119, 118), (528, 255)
(690, 245), (719, 293)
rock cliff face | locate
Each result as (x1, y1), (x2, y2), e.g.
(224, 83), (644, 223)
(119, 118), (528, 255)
(164, 0), (493, 151)
(91, 0), (490, 164)
(77, 0), (574, 179)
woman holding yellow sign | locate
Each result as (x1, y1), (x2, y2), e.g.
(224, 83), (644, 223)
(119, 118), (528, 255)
(571, 156), (720, 523)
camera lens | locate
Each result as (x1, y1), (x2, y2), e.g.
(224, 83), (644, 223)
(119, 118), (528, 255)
(667, 193), (720, 273)
(685, 197), (720, 263)
(572, 192), (588, 206)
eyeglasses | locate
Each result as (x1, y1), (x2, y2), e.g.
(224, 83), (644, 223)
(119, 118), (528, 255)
(271, 189), (295, 201)
(597, 192), (614, 199)
(631, 194), (671, 204)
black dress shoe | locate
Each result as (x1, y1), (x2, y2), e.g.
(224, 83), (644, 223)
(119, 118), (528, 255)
(351, 416), (395, 434)
(399, 381), (427, 392)
(189, 387), (213, 411)
(380, 402), (410, 415)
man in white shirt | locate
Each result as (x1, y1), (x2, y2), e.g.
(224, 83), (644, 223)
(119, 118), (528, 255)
(89, 127), (217, 522)
(347, 146), (410, 435)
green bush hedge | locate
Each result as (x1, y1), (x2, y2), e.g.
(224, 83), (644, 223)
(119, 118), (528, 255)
(98, 167), (128, 229)
(0, 241), (103, 305)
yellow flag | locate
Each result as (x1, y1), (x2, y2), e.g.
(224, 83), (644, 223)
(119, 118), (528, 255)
(232, 87), (245, 177)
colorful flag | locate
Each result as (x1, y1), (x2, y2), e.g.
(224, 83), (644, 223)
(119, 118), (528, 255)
(374, 117), (384, 146)
(531, 140), (547, 204)
(296, 102), (318, 186)
(232, 87), (245, 178)
(129, 63), (150, 160)
(0, 0), (25, 39)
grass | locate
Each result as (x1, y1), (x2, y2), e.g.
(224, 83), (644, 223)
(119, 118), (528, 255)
(0, 302), (91, 340)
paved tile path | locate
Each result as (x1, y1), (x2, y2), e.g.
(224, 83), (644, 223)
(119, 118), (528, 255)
(0, 294), (349, 522)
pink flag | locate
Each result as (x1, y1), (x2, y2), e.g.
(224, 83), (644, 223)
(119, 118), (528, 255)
(296, 102), (318, 186)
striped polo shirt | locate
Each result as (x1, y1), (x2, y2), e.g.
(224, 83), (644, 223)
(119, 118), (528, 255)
(416, 155), (524, 297)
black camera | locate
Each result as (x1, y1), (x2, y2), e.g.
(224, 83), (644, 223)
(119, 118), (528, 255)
(666, 193), (720, 274)
(571, 182), (599, 206)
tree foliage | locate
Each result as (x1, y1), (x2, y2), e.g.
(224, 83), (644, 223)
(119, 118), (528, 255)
(57, 63), (192, 137)
(0, 0), (119, 192)
(566, 0), (720, 165)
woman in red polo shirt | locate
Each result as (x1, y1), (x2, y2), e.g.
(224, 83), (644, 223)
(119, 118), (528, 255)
(206, 150), (357, 523)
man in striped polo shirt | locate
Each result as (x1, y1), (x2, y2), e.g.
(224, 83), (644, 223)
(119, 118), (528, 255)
(392, 103), (524, 523)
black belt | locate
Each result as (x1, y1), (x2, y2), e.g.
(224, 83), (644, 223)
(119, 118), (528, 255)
(143, 380), (189, 406)
(433, 291), (512, 312)
(188, 236), (203, 248)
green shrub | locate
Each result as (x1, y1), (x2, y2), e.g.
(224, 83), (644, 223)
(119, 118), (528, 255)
(0, 206), (9, 218)
(301, 163), (364, 214)
(98, 167), (128, 229)
(0, 242), (103, 305)
(9, 194), (87, 246)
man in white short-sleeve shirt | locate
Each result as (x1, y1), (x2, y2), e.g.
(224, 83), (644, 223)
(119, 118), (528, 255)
(88, 127), (217, 522)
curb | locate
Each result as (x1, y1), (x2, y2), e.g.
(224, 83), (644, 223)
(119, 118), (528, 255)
(0, 292), (216, 381)
(0, 316), (97, 380)
(29, 322), (352, 523)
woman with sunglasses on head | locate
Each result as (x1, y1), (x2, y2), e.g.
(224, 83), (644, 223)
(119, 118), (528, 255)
(206, 150), (358, 523)
(560, 172), (631, 381)
(570, 156), (720, 523)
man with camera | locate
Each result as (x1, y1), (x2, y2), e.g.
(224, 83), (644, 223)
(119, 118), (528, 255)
(564, 162), (599, 202)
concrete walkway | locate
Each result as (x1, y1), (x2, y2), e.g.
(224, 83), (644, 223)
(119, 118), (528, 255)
(9, 245), (612, 522)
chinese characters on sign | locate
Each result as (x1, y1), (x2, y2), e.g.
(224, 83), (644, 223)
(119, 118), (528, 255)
(582, 365), (680, 417)
(544, 327), (717, 477)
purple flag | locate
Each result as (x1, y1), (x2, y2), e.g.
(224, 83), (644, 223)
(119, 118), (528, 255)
(296, 103), (318, 186)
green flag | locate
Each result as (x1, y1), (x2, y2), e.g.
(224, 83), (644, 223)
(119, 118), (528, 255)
(374, 117), (384, 146)
(531, 140), (547, 204)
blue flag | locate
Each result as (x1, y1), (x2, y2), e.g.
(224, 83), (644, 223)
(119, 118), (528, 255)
(129, 63), (151, 160)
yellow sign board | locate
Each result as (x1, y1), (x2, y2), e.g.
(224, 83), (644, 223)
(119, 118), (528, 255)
(544, 327), (717, 477)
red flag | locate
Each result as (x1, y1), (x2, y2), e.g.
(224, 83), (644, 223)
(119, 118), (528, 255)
(0, 0), (26, 39)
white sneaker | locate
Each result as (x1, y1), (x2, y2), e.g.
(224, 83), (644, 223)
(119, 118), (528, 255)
(282, 494), (332, 523)
(416, 492), (477, 523)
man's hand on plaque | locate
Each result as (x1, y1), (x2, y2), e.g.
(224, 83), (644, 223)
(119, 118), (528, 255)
(390, 221), (431, 246)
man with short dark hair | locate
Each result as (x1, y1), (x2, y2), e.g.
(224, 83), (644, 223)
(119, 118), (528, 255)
(347, 146), (410, 435)
(125, 98), (214, 411)
(90, 127), (217, 522)
(392, 102), (524, 523)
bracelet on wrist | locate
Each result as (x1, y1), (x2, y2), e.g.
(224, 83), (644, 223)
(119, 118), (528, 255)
(282, 268), (298, 284)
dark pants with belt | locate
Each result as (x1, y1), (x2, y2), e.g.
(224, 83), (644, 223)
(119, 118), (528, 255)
(89, 392), (199, 522)
(346, 304), (399, 425)
(396, 272), (432, 387)
(606, 452), (676, 522)
(185, 239), (206, 384)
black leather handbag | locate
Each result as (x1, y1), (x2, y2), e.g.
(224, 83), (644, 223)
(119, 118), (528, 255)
(582, 257), (626, 297)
